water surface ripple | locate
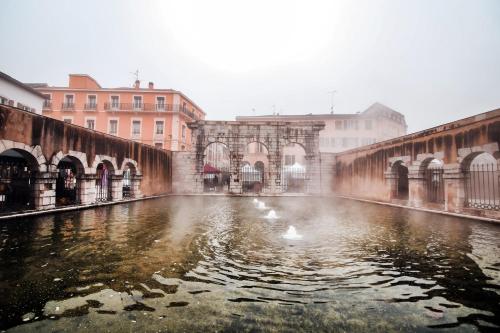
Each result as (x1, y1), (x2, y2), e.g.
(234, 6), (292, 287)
(1, 197), (499, 332)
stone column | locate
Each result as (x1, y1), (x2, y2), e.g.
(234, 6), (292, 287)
(131, 175), (143, 198)
(384, 171), (397, 201)
(79, 175), (97, 205)
(33, 172), (57, 210)
(266, 151), (282, 194)
(443, 163), (465, 213)
(408, 165), (425, 208)
(111, 175), (123, 201)
(229, 153), (243, 194)
(305, 154), (321, 194)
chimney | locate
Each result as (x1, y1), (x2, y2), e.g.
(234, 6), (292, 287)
(134, 79), (140, 89)
(148, 81), (154, 89)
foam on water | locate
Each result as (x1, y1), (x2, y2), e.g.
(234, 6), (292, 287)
(282, 226), (303, 240)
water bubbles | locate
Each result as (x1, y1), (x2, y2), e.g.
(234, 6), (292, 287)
(282, 226), (303, 240)
(264, 210), (279, 219)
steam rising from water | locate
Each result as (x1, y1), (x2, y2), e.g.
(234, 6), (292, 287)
(282, 225), (303, 240)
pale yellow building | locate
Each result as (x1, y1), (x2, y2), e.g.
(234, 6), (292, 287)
(236, 102), (407, 153)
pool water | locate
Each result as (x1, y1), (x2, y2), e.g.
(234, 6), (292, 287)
(1, 196), (499, 332)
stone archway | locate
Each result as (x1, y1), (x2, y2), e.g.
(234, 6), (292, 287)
(188, 120), (324, 194)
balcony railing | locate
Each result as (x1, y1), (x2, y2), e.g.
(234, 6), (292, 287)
(43, 101), (52, 109)
(101, 103), (201, 120)
(61, 103), (75, 111)
(84, 103), (97, 111)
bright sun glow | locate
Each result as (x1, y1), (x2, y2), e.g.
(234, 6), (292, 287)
(162, 0), (340, 73)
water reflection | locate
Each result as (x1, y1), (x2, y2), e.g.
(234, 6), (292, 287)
(0, 197), (499, 332)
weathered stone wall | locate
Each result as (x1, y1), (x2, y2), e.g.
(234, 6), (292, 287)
(0, 105), (172, 199)
(333, 108), (500, 219)
(172, 151), (198, 193)
(185, 120), (325, 194)
(319, 152), (336, 194)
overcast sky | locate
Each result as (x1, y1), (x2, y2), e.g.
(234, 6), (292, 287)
(1, 0), (499, 133)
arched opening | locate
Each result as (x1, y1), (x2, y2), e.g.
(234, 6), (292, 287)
(122, 162), (137, 198)
(242, 142), (268, 193)
(96, 160), (114, 202)
(203, 142), (230, 192)
(281, 143), (307, 193)
(55, 156), (84, 206)
(423, 158), (444, 204)
(464, 152), (499, 210)
(0, 148), (38, 213)
(392, 161), (409, 200)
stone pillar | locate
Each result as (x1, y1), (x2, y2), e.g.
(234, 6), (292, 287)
(79, 175), (97, 205)
(266, 151), (282, 194)
(384, 171), (397, 201)
(33, 172), (57, 210)
(131, 175), (143, 198)
(305, 154), (321, 194)
(111, 175), (123, 201)
(443, 163), (465, 213)
(229, 153), (243, 194)
(408, 165), (425, 207)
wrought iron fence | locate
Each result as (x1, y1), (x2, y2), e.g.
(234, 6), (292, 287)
(55, 163), (78, 206)
(0, 157), (35, 213)
(241, 165), (264, 193)
(96, 174), (112, 202)
(425, 167), (444, 203)
(281, 164), (306, 193)
(464, 164), (500, 210)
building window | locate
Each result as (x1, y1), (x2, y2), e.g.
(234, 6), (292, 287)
(155, 143), (163, 149)
(132, 120), (141, 135)
(155, 121), (164, 135)
(182, 102), (187, 112)
(365, 119), (373, 130)
(133, 96), (143, 110)
(63, 95), (74, 109)
(85, 118), (95, 130)
(344, 119), (358, 130)
(63, 118), (73, 124)
(111, 96), (120, 109)
(156, 96), (165, 111)
(335, 120), (343, 130)
(181, 124), (186, 140)
(109, 119), (118, 135)
(88, 95), (97, 106)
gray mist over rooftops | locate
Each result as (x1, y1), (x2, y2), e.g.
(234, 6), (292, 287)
(1, 0), (499, 133)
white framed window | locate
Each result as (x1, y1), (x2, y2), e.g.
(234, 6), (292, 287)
(110, 95), (120, 109)
(133, 96), (143, 110)
(365, 119), (373, 130)
(86, 95), (97, 109)
(131, 118), (142, 137)
(85, 117), (96, 130)
(155, 120), (164, 135)
(62, 116), (74, 124)
(181, 124), (186, 140)
(108, 118), (119, 135)
(156, 96), (165, 111)
(63, 94), (74, 109)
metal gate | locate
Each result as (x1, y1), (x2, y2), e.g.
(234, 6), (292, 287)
(425, 167), (444, 203)
(0, 157), (35, 213)
(281, 163), (306, 193)
(96, 167), (112, 202)
(56, 161), (78, 206)
(122, 169), (133, 198)
(464, 163), (500, 210)
(241, 164), (264, 193)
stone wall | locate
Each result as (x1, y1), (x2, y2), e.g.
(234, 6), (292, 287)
(0, 105), (172, 210)
(332, 108), (500, 219)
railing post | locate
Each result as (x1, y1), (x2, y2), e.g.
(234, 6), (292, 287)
(408, 164), (425, 208)
(33, 172), (57, 210)
(443, 163), (465, 213)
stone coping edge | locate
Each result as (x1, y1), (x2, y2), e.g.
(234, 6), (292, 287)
(333, 195), (500, 224)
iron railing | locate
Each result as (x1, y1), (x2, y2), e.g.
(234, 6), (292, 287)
(84, 103), (97, 111)
(103, 103), (200, 119)
(43, 100), (52, 109)
(0, 156), (35, 213)
(61, 102), (75, 110)
(425, 168), (444, 203)
(464, 164), (500, 210)
(55, 163), (78, 206)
